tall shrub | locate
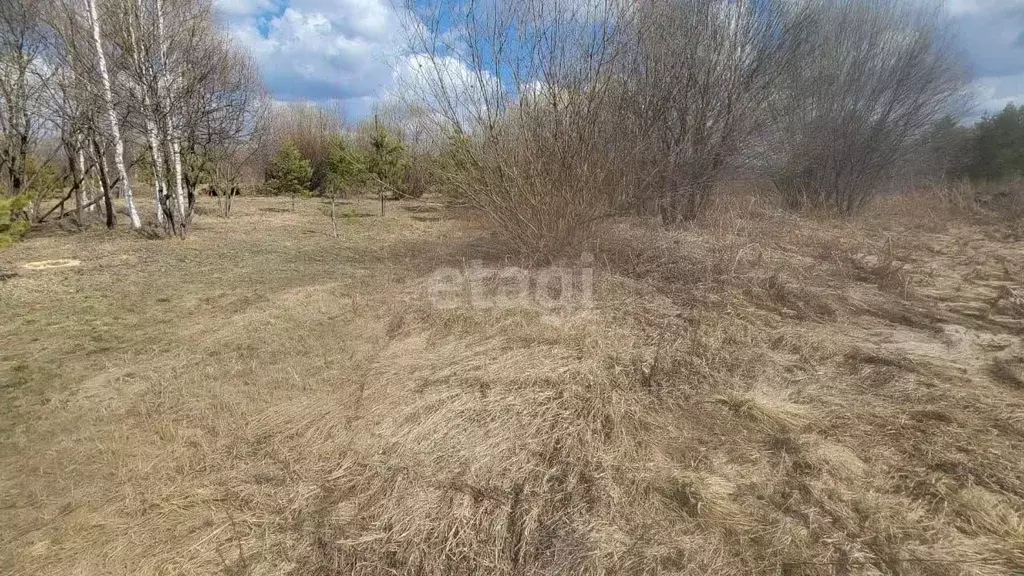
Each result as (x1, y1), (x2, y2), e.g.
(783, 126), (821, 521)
(770, 0), (969, 213)
(613, 0), (797, 222)
(399, 0), (631, 261)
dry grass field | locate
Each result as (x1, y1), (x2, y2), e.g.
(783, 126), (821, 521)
(2, 193), (1023, 575)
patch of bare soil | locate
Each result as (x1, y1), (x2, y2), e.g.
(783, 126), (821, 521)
(22, 258), (82, 269)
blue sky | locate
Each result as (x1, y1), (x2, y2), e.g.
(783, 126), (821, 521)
(215, 0), (1024, 122)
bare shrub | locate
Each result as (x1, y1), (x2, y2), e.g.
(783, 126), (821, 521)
(770, 0), (970, 214)
(399, 0), (632, 262)
(454, 108), (622, 262)
(400, 0), (972, 253)
(611, 0), (798, 223)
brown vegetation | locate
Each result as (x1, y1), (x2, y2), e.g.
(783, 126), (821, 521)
(2, 190), (1023, 575)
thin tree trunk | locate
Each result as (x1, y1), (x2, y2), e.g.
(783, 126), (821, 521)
(7, 71), (29, 198)
(167, 133), (185, 228)
(86, 0), (141, 229)
(94, 140), (115, 229)
(331, 195), (338, 237)
(75, 136), (95, 213)
(68, 143), (83, 225)
(10, 133), (27, 197)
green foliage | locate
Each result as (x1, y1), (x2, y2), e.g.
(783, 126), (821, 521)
(324, 136), (366, 196)
(2, 156), (63, 246)
(434, 131), (475, 200)
(24, 157), (63, 201)
(266, 144), (312, 197)
(0, 193), (31, 247)
(969, 103), (1024, 181)
(398, 156), (431, 199)
(366, 121), (406, 192)
(924, 116), (973, 180)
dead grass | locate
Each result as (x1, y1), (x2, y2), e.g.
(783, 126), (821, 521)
(2, 192), (1024, 575)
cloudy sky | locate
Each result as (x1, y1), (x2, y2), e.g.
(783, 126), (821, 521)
(950, 0), (1024, 119)
(216, 0), (1024, 122)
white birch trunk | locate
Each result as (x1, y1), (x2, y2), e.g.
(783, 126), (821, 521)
(77, 146), (94, 212)
(154, 0), (187, 228)
(87, 0), (141, 229)
(147, 115), (165, 225)
(126, 3), (166, 226)
(74, 133), (90, 213)
(166, 126), (185, 223)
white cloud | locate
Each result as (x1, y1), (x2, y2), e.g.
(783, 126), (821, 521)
(214, 0), (275, 17)
(216, 0), (406, 116)
(975, 73), (1024, 115)
(287, 0), (398, 39)
(949, 0), (984, 15)
(216, 0), (613, 119)
(385, 53), (501, 129)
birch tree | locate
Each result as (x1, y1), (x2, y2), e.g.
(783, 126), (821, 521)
(121, 0), (166, 225)
(111, 0), (264, 234)
(153, 0), (187, 232)
(0, 0), (49, 199)
(54, 78), (92, 225)
(179, 41), (268, 205)
(85, 0), (141, 229)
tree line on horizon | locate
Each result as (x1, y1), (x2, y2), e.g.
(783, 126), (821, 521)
(3, 0), (1024, 253)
